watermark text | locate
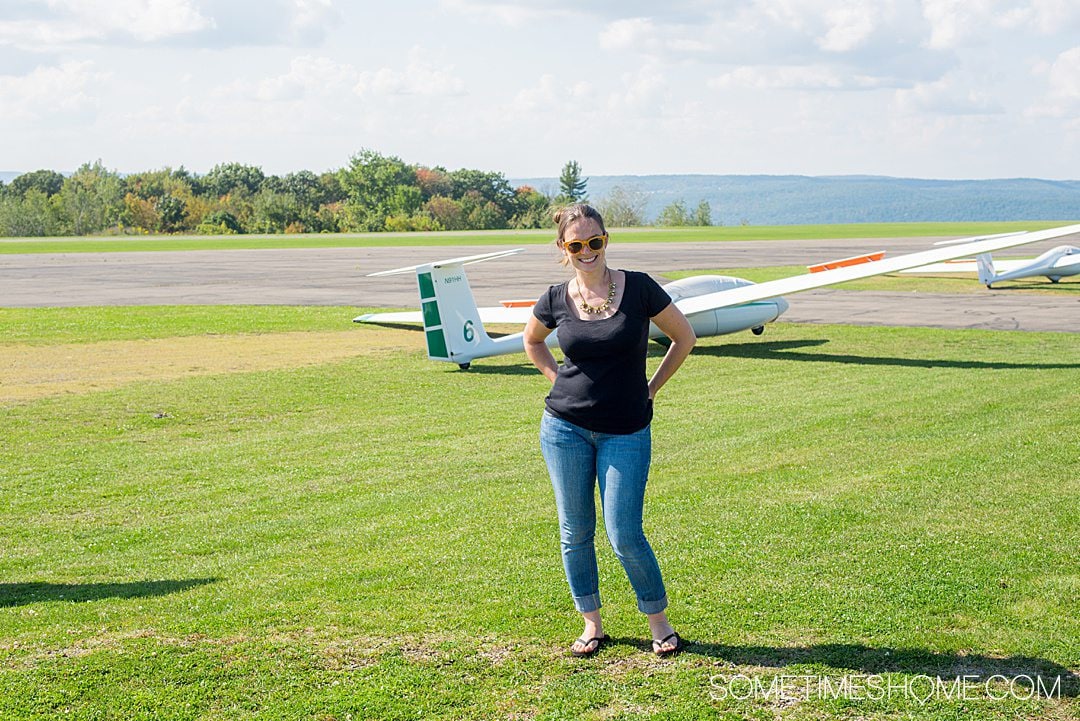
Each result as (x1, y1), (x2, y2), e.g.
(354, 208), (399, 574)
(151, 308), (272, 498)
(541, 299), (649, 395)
(708, 673), (1062, 704)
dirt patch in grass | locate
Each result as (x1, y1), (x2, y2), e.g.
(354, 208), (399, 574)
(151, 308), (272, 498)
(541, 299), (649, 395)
(1, 328), (424, 402)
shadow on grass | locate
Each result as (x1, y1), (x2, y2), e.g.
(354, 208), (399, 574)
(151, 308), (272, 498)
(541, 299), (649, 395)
(694, 339), (1080, 370)
(599, 637), (1078, 696)
(0, 578), (218, 607)
(354, 321), (524, 339)
(354, 321), (539, 374)
(989, 281), (1080, 292)
(353, 321), (423, 333)
(457, 363), (540, 376)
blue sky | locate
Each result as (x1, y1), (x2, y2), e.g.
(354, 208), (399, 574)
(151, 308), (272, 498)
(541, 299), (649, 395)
(1, 0), (1078, 179)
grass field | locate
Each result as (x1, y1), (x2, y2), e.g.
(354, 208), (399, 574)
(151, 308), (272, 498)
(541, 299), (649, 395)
(1, 220), (1075, 254)
(1, 306), (1077, 720)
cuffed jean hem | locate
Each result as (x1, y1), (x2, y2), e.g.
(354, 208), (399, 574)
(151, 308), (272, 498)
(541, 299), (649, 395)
(572, 592), (602, 614)
(637, 593), (669, 615)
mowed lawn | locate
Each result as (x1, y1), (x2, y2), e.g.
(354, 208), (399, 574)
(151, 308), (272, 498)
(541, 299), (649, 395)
(1, 307), (1078, 720)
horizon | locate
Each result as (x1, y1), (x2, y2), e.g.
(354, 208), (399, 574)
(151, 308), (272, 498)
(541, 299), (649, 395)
(3, 169), (1079, 184)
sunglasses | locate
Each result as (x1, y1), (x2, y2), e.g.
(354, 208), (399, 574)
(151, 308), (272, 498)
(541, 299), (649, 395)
(563, 234), (608, 254)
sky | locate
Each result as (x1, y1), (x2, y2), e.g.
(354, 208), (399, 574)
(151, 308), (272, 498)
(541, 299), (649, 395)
(1, 0), (1079, 180)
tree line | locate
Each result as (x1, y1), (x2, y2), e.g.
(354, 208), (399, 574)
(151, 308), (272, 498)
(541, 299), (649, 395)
(0, 152), (713, 237)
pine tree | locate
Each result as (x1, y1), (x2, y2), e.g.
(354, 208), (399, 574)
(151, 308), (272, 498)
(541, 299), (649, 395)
(558, 160), (587, 202)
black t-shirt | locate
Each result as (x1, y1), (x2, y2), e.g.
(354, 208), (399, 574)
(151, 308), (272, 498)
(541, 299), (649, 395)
(533, 270), (672, 434)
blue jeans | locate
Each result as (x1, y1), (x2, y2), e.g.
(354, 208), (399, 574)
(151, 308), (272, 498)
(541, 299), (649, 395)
(539, 411), (668, 615)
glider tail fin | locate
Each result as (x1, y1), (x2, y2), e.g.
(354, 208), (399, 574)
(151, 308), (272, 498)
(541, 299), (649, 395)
(363, 248), (527, 368)
(414, 259), (495, 366)
(976, 253), (996, 287)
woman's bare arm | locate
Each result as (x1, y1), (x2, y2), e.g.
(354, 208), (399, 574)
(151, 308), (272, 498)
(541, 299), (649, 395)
(524, 315), (558, 383)
(647, 303), (696, 399)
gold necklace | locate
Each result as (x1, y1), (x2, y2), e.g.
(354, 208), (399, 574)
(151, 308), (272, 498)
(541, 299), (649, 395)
(577, 271), (617, 315)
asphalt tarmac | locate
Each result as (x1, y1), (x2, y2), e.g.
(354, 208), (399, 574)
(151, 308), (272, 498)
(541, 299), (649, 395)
(2, 236), (1078, 332)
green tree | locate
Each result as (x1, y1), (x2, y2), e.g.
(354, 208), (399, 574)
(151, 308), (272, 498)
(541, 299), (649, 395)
(0, 189), (61, 236)
(318, 172), (347, 205)
(458, 190), (506, 229)
(692, 199), (713, 226)
(415, 166), (453, 200)
(509, 186), (552, 229)
(119, 168), (198, 232)
(448, 169), (515, 205)
(655, 199), (691, 227)
(195, 209), (243, 235)
(278, 171), (325, 208)
(155, 194), (187, 232)
(384, 211), (442, 232)
(311, 203), (343, 233)
(10, 169), (65, 198)
(424, 196), (466, 231)
(122, 193), (160, 232)
(596, 186), (647, 227)
(250, 189), (304, 233)
(337, 149), (420, 231)
(125, 168), (194, 200)
(202, 163), (266, 198)
(57, 161), (124, 235)
(558, 160), (587, 203)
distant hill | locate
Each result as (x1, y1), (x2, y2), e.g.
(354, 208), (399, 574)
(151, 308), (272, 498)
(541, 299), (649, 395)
(510, 175), (1080, 226)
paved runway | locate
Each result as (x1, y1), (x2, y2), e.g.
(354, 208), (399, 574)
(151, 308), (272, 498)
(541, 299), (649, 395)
(2, 235), (1077, 332)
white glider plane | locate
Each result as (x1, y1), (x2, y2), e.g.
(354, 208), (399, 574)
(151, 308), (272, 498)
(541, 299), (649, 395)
(902, 241), (1080, 288)
(354, 224), (1080, 369)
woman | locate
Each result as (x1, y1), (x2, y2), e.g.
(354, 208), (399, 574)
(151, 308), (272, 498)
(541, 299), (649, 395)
(523, 203), (697, 658)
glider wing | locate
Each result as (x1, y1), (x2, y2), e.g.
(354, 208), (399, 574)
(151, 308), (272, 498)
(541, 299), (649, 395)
(676, 224), (1080, 316)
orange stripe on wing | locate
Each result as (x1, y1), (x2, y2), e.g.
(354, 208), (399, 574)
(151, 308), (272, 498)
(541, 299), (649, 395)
(808, 251), (886, 273)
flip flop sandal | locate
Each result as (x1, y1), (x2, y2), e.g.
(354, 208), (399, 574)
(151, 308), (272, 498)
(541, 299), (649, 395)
(652, 632), (683, 657)
(570, 634), (607, 658)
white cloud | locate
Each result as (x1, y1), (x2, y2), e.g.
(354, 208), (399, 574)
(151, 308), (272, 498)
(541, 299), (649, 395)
(0, 61), (105, 121)
(0, 0), (213, 47)
(1027, 45), (1080, 118)
(439, 0), (718, 29)
(1044, 46), (1080, 100)
(598, 17), (655, 51)
(606, 63), (665, 112)
(291, 0), (336, 40)
(894, 73), (1004, 115)
(919, 0), (1080, 49)
(289, 0), (339, 44)
(75, 0), (214, 40)
(1003, 0), (1080, 34)
(751, 0), (904, 53)
(594, 2), (936, 85)
(595, 17), (714, 57)
(212, 48), (467, 108)
(920, 0), (993, 50)
(208, 48), (466, 110)
(437, 0), (579, 27)
(254, 55), (358, 101)
(506, 74), (590, 118)
(816, 1), (882, 52)
(510, 74), (557, 112)
(353, 50), (466, 97)
(0, 0), (351, 50)
(710, 65), (883, 90)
